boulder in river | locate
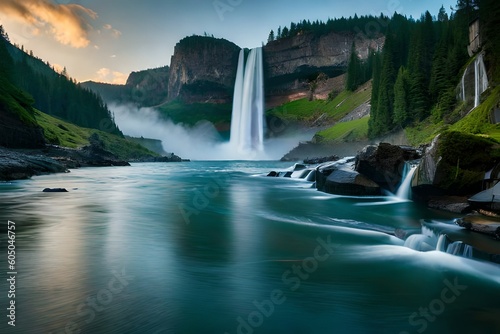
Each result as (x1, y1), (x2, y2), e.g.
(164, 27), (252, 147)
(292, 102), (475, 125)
(355, 143), (420, 193)
(455, 213), (500, 239)
(315, 157), (381, 196)
(43, 188), (68, 193)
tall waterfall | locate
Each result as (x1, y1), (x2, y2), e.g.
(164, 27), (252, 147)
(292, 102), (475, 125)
(230, 47), (265, 153)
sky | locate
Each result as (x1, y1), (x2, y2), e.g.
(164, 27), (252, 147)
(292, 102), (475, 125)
(0, 0), (458, 84)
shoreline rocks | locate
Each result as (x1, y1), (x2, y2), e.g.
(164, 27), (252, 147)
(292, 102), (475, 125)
(455, 213), (500, 239)
(0, 143), (188, 181)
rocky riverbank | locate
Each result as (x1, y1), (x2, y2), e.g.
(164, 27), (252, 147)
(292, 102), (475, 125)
(0, 143), (186, 181)
(269, 138), (500, 241)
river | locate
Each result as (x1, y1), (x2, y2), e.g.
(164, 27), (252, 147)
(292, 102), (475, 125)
(0, 161), (499, 334)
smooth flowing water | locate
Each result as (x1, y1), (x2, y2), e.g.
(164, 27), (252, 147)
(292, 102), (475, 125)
(1, 162), (499, 334)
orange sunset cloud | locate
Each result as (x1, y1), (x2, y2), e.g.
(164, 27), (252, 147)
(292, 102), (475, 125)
(0, 0), (97, 48)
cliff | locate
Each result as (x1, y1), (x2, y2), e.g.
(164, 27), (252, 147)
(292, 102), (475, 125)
(167, 36), (241, 103)
(263, 32), (384, 94)
(81, 66), (170, 107)
(127, 66), (170, 106)
(166, 33), (383, 103)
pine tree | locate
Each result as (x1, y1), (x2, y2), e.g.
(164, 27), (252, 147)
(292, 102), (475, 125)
(368, 52), (382, 138)
(282, 26), (289, 38)
(268, 30), (275, 43)
(393, 66), (409, 126)
(346, 42), (362, 91)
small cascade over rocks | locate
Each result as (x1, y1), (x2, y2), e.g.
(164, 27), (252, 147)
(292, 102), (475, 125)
(395, 162), (417, 200)
(403, 222), (480, 260)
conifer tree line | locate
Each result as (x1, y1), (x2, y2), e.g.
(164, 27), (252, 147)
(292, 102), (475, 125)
(267, 14), (390, 43)
(0, 31), (122, 136)
(368, 0), (500, 138)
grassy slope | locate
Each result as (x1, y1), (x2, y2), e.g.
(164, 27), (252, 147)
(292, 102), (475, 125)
(315, 117), (370, 142)
(34, 110), (158, 160)
(405, 85), (500, 146)
(0, 76), (37, 126)
(450, 85), (500, 140)
(266, 81), (372, 142)
(266, 81), (371, 123)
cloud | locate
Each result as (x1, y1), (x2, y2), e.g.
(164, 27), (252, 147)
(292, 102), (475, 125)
(103, 23), (121, 38)
(95, 67), (127, 85)
(0, 0), (97, 48)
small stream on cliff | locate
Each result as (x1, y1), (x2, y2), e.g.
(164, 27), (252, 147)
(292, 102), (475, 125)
(1, 161), (499, 333)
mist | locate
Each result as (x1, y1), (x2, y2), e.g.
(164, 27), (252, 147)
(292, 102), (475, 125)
(110, 104), (315, 161)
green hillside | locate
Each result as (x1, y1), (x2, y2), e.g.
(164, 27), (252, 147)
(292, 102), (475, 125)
(1, 31), (122, 136)
(34, 110), (158, 160)
(315, 117), (370, 143)
(266, 81), (371, 124)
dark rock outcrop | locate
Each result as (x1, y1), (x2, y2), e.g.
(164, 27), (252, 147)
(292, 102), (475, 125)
(355, 143), (420, 193)
(414, 131), (500, 199)
(264, 32), (384, 94)
(456, 213), (500, 239)
(168, 36), (241, 103)
(315, 157), (380, 196)
(304, 155), (340, 164)
(43, 188), (68, 193)
(0, 147), (67, 181)
(322, 168), (381, 196)
(126, 66), (170, 106)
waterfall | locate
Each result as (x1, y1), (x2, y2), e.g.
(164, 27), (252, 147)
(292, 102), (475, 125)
(436, 234), (448, 252)
(474, 53), (489, 108)
(461, 67), (467, 102)
(395, 164), (417, 200)
(230, 50), (245, 148)
(230, 47), (265, 153)
(445, 241), (474, 258)
(405, 226), (477, 260)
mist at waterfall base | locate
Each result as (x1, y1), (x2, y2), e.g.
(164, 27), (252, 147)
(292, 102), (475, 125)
(110, 103), (314, 160)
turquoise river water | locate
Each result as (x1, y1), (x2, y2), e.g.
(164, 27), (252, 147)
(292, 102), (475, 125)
(0, 161), (499, 334)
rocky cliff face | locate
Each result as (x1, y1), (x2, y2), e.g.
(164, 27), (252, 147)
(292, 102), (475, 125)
(167, 36), (241, 103)
(263, 32), (384, 93)
(166, 33), (384, 103)
(127, 66), (170, 106)
(81, 66), (170, 107)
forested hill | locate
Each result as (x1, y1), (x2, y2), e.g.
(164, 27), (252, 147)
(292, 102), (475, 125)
(365, 0), (500, 138)
(0, 28), (122, 137)
(0, 31), (45, 148)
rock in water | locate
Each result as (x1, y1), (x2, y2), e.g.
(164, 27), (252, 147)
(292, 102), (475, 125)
(355, 143), (419, 193)
(323, 169), (381, 196)
(43, 188), (68, 193)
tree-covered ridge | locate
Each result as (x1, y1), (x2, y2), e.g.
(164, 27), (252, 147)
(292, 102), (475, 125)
(0, 30), (122, 136)
(176, 34), (239, 50)
(368, 3), (477, 138)
(267, 14), (390, 43)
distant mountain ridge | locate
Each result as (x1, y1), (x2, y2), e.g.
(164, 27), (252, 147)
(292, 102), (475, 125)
(81, 66), (170, 107)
